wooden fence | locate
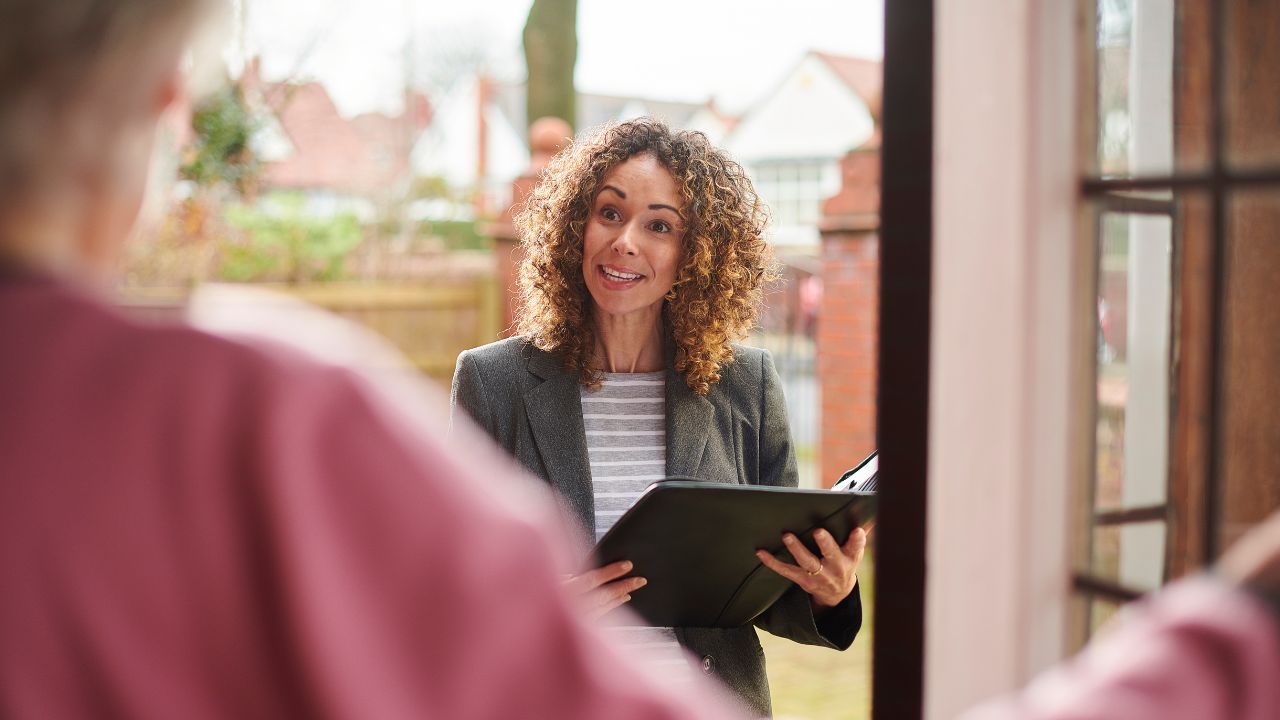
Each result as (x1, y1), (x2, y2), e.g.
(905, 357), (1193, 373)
(119, 276), (500, 384)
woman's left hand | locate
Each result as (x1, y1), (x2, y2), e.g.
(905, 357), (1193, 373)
(755, 527), (869, 610)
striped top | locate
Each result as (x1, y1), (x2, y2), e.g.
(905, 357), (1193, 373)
(582, 371), (693, 684)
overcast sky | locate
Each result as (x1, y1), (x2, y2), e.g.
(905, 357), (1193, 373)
(242, 0), (883, 117)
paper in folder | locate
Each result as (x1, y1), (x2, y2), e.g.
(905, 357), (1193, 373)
(592, 478), (877, 628)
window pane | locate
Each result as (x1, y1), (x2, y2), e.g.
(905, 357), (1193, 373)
(1095, 211), (1172, 511)
(1094, 0), (1134, 175)
(1216, 190), (1280, 550)
(1093, 0), (1164, 175)
(1225, 1), (1280, 170)
(1090, 521), (1166, 592)
(1089, 0), (1210, 176)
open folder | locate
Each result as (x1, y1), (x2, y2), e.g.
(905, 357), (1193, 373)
(593, 480), (877, 628)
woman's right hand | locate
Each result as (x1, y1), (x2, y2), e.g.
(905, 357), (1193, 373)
(564, 560), (647, 620)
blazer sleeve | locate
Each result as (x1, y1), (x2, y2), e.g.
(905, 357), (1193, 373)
(449, 349), (497, 440)
(749, 349), (863, 650)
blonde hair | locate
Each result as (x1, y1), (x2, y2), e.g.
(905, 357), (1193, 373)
(0, 0), (220, 205)
(515, 118), (779, 396)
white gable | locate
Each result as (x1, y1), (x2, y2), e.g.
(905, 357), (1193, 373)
(249, 107), (294, 163)
(685, 106), (733, 146)
(724, 54), (874, 163)
(411, 76), (530, 190)
(614, 99), (650, 122)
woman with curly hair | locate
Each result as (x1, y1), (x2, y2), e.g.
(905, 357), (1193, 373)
(451, 118), (866, 716)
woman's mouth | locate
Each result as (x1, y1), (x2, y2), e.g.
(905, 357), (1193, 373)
(599, 265), (644, 285)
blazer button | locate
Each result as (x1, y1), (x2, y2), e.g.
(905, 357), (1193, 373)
(701, 655), (714, 674)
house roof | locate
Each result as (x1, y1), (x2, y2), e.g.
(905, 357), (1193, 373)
(577, 92), (705, 131)
(813, 52), (882, 119)
(479, 81), (710, 136)
(256, 81), (371, 193)
(720, 50), (881, 165)
(242, 60), (431, 197)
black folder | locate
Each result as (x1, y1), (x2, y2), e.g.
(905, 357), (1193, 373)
(592, 480), (877, 628)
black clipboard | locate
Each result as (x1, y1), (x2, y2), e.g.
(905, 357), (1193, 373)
(592, 479), (877, 628)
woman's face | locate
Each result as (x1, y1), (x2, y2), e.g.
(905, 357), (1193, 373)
(581, 153), (686, 324)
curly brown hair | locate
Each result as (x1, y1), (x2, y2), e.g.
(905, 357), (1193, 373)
(514, 117), (778, 396)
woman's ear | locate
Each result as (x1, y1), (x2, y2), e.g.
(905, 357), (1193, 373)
(152, 67), (184, 116)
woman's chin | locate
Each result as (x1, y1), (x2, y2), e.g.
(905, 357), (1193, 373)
(589, 298), (666, 326)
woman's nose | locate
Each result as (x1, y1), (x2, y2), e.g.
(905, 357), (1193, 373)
(611, 223), (639, 255)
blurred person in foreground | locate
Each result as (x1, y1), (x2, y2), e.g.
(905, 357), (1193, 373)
(960, 509), (1280, 719)
(0, 2), (747, 718)
(451, 118), (867, 717)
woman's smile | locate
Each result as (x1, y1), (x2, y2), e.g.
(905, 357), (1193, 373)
(597, 264), (646, 287)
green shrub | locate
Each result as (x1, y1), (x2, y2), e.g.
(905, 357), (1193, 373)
(181, 86), (259, 196)
(220, 194), (363, 283)
(419, 219), (490, 251)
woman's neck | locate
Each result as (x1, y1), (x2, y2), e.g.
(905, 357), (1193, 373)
(0, 193), (113, 286)
(592, 309), (665, 374)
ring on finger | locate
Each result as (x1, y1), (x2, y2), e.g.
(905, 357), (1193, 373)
(806, 559), (824, 576)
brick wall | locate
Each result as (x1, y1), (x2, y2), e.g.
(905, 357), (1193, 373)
(819, 231), (879, 485)
(817, 147), (880, 486)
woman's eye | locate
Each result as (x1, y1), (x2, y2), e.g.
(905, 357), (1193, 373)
(601, 207), (621, 221)
(650, 221), (671, 233)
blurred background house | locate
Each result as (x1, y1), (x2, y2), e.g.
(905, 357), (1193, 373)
(242, 58), (434, 221)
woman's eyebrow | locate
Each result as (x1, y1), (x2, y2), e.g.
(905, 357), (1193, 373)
(599, 184), (682, 217)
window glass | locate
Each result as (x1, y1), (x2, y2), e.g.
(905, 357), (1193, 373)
(1094, 211), (1171, 511)
(1092, 0), (1207, 176)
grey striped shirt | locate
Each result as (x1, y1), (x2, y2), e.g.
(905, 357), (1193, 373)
(582, 371), (692, 683)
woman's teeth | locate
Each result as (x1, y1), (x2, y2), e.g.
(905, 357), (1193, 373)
(603, 267), (642, 281)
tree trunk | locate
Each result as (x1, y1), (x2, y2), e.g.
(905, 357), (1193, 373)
(522, 0), (577, 132)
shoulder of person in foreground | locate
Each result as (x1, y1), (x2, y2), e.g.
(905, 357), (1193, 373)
(240, 351), (748, 718)
(958, 575), (1280, 720)
(196, 302), (747, 720)
(4, 282), (745, 720)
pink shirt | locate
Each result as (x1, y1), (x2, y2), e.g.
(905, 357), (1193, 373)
(961, 577), (1280, 720)
(0, 276), (743, 720)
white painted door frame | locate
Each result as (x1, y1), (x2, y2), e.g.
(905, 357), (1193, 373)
(926, 1), (1088, 717)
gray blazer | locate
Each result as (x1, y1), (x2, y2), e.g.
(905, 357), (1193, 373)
(450, 336), (861, 717)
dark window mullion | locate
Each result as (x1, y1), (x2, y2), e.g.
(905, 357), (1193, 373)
(1072, 573), (1146, 603)
(1082, 166), (1280, 193)
(1097, 194), (1176, 216)
(1203, 0), (1228, 562)
(1093, 503), (1169, 525)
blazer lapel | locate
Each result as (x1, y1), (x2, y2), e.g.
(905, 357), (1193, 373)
(523, 350), (596, 531)
(665, 370), (713, 480)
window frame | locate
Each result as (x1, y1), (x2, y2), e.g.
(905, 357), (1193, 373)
(870, 0), (933, 716)
(1073, 0), (1280, 620)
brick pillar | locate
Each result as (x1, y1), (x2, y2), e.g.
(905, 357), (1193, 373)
(817, 144), (880, 487)
(484, 116), (572, 336)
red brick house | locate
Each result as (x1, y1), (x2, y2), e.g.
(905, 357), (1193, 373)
(240, 59), (431, 218)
